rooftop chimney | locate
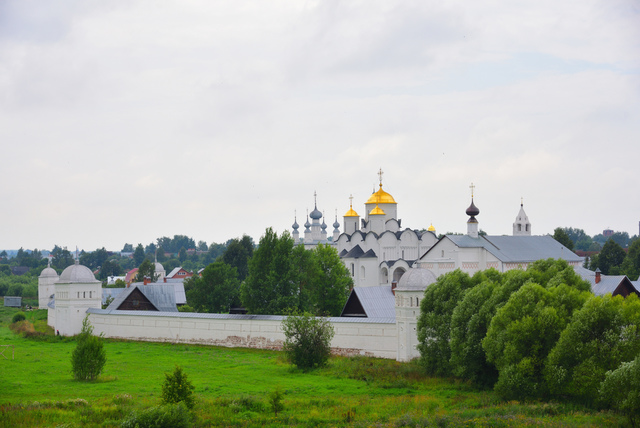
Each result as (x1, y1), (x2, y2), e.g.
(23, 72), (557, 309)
(143, 276), (150, 285)
(595, 268), (601, 284)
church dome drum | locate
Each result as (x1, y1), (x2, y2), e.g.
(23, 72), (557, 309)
(396, 267), (437, 291)
(59, 261), (98, 283)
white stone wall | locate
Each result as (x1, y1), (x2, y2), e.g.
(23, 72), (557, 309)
(86, 310), (398, 359)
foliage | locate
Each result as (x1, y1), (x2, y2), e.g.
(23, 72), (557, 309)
(482, 283), (590, 400)
(282, 312), (334, 370)
(592, 239), (626, 274)
(71, 317), (106, 381)
(553, 228), (574, 250)
(121, 403), (192, 428)
(221, 235), (254, 281)
(269, 388), (284, 415)
(545, 294), (640, 405)
(157, 235), (196, 254)
(161, 365), (196, 409)
(133, 244), (145, 266)
(186, 260), (240, 313)
(417, 269), (477, 376)
(600, 355), (640, 428)
(135, 259), (156, 282)
(310, 244), (353, 316)
(12, 311), (26, 323)
(241, 228), (299, 314)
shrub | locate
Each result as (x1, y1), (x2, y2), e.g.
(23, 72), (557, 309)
(161, 366), (195, 409)
(281, 312), (334, 370)
(600, 355), (640, 427)
(121, 403), (192, 428)
(269, 388), (284, 415)
(71, 317), (106, 381)
(12, 312), (26, 323)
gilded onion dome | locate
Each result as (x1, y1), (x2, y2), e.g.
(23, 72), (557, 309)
(344, 194), (359, 217)
(366, 184), (397, 205)
(427, 223), (436, 232)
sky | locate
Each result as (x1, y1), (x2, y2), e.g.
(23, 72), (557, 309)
(1, 0), (639, 252)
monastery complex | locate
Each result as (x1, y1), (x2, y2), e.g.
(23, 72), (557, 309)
(41, 172), (588, 361)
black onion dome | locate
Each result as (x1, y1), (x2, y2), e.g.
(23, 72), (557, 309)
(466, 199), (480, 217)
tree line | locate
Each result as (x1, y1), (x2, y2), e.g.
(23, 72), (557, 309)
(417, 259), (640, 418)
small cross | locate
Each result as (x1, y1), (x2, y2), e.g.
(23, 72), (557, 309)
(378, 168), (384, 185)
(349, 194), (354, 207)
(469, 182), (475, 198)
(314, 190), (317, 205)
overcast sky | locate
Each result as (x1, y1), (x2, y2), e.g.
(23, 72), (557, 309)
(1, 0), (639, 252)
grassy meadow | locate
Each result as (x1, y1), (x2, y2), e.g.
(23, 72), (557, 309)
(0, 301), (626, 427)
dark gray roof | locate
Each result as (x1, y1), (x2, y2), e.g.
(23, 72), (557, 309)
(86, 307), (395, 323)
(102, 282), (186, 306)
(344, 286), (396, 318)
(444, 235), (583, 263)
(342, 245), (377, 259)
(106, 284), (178, 312)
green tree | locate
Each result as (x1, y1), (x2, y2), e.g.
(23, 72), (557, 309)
(161, 365), (195, 409)
(121, 243), (133, 252)
(133, 244), (145, 266)
(622, 239), (640, 280)
(553, 228), (574, 251)
(187, 260), (240, 313)
(51, 245), (74, 271)
(594, 239), (626, 274)
(310, 244), (352, 316)
(282, 312), (335, 370)
(221, 235), (254, 281)
(155, 245), (167, 263)
(600, 354), (640, 427)
(136, 259), (156, 282)
(71, 317), (106, 381)
(178, 247), (187, 263)
(545, 294), (640, 405)
(241, 228), (298, 315)
(482, 283), (590, 400)
(417, 269), (478, 377)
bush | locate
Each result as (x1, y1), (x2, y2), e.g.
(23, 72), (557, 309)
(269, 388), (284, 415)
(282, 312), (334, 370)
(600, 355), (640, 427)
(12, 312), (26, 323)
(161, 366), (196, 409)
(71, 317), (106, 381)
(121, 403), (192, 428)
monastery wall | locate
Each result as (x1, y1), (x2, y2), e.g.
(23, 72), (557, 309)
(86, 309), (398, 359)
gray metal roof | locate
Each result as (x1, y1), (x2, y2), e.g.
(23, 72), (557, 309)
(106, 284), (178, 312)
(86, 307), (395, 324)
(445, 235), (583, 263)
(102, 288), (125, 305)
(102, 283), (186, 306)
(573, 265), (635, 296)
(346, 286), (396, 318)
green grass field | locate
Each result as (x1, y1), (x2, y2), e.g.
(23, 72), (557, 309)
(0, 301), (625, 427)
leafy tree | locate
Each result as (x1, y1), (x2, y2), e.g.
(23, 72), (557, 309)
(282, 312), (335, 370)
(222, 236), (254, 281)
(71, 317), (106, 381)
(310, 244), (352, 316)
(136, 259), (156, 282)
(610, 231), (631, 248)
(161, 365), (195, 409)
(545, 294), (640, 405)
(204, 242), (226, 265)
(600, 354), (640, 427)
(197, 240), (208, 251)
(99, 258), (123, 281)
(241, 228), (298, 315)
(133, 244), (145, 266)
(482, 283), (590, 400)
(622, 239), (640, 280)
(417, 269), (477, 377)
(157, 235), (196, 254)
(553, 228), (574, 251)
(593, 239), (626, 274)
(155, 245), (167, 263)
(562, 227), (589, 246)
(121, 243), (133, 253)
(51, 245), (74, 271)
(178, 247), (187, 263)
(187, 260), (240, 313)
(80, 247), (110, 272)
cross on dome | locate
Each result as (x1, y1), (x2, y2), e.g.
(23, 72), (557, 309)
(469, 182), (475, 198)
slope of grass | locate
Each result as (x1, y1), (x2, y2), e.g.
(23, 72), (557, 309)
(0, 302), (624, 427)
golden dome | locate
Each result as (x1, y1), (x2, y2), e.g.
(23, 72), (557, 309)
(344, 207), (359, 217)
(366, 184), (397, 205)
(369, 204), (386, 215)
(427, 223), (436, 232)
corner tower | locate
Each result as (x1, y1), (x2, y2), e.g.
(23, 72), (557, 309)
(513, 199), (531, 236)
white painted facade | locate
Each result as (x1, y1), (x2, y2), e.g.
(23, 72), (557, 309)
(38, 263), (59, 309)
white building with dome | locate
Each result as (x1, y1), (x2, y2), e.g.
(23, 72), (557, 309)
(51, 259), (102, 336)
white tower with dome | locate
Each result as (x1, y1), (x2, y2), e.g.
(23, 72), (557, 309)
(38, 260), (59, 309)
(53, 258), (102, 336)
